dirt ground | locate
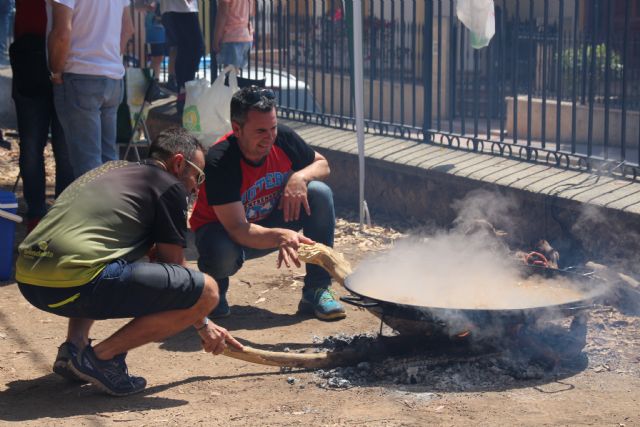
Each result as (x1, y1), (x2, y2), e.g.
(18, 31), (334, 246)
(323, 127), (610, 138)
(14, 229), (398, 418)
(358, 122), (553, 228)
(1, 136), (639, 426)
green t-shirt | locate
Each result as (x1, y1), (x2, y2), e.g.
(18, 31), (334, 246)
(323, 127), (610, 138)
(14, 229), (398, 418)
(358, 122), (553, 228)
(16, 161), (189, 288)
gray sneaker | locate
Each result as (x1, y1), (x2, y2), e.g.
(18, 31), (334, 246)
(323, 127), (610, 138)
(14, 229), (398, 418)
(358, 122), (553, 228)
(68, 345), (146, 396)
(52, 342), (88, 383)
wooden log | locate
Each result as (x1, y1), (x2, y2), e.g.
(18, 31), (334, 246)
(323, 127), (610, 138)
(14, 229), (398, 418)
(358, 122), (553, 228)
(222, 345), (363, 369)
(298, 243), (353, 286)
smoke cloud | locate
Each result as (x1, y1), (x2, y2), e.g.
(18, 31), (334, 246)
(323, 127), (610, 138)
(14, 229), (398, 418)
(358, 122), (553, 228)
(349, 190), (604, 336)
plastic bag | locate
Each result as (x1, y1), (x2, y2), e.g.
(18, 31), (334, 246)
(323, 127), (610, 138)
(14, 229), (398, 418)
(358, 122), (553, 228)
(456, 0), (495, 49)
(118, 67), (152, 142)
(183, 66), (239, 147)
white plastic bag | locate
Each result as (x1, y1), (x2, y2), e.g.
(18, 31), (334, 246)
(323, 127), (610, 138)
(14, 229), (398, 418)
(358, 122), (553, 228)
(125, 67), (151, 135)
(183, 66), (239, 147)
(456, 0), (495, 49)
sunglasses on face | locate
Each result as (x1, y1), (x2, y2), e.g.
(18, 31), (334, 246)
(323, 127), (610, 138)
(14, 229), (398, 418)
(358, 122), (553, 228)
(243, 86), (276, 105)
(184, 158), (205, 185)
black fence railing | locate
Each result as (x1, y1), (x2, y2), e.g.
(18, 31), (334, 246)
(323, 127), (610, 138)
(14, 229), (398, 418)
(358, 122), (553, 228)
(127, 0), (640, 179)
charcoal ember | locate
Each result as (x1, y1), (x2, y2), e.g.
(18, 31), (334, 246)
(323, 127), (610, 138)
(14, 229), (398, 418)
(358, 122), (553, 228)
(308, 316), (640, 391)
(319, 333), (377, 352)
(357, 362), (371, 371)
(327, 377), (352, 389)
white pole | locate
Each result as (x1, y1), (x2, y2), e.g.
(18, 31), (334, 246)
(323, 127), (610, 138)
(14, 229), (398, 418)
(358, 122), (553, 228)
(352, 0), (369, 228)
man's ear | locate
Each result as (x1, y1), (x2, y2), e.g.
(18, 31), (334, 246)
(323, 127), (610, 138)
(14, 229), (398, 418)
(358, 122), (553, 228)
(231, 121), (241, 134)
(168, 153), (184, 175)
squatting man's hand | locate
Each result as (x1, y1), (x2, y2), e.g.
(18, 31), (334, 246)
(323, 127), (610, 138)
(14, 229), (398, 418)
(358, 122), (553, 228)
(198, 322), (243, 355)
(278, 172), (310, 222)
(277, 229), (315, 269)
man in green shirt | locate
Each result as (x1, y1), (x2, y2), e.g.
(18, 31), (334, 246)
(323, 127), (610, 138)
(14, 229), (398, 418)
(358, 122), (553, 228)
(16, 128), (242, 396)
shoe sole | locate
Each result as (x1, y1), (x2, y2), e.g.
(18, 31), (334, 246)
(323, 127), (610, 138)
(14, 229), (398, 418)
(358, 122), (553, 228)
(297, 301), (347, 321)
(315, 310), (347, 321)
(52, 360), (88, 383)
(68, 360), (145, 397)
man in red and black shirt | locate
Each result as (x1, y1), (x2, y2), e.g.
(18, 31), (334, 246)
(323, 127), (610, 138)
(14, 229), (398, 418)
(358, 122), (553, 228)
(190, 86), (345, 321)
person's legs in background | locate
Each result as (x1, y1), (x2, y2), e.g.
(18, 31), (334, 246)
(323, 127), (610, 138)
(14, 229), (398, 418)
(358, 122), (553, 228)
(217, 41), (252, 72)
(164, 12), (204, 114)
(13, 89), (50, 229)
(98, 77), (124, 164)
(53, 73), (106, 178)
(0, 0), (13, 64)
(160, 12), (178, 93)
(11, 33), (72, 231)
(49, 103), (74, 197)
(147, 43), (170, 100)
(149, 47), (163, 78)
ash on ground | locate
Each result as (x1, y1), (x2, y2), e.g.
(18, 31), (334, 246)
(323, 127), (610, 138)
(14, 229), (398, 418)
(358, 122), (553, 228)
(311, 308), (640, 391)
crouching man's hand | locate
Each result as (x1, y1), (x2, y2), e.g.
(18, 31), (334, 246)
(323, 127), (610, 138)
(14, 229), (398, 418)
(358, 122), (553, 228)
(277, 229), (315, 269)
(197, 320), (243, 355)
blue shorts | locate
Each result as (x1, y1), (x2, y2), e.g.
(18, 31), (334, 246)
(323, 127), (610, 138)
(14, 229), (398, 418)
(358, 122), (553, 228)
(217, 42), (252, 68)
(18, 259), (205, 319)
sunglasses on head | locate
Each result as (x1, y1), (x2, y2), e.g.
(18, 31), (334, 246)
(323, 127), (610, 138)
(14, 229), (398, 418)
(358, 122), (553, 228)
(243, 86), (276, 105)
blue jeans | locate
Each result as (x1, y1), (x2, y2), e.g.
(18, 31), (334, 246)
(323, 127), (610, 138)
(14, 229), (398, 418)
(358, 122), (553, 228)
(10, 35), (74, 219)
(0, 0), (13, 60)
(53, 73), (124, 178)
(196, 181), (336, 291)
(217, 42), (252, 69)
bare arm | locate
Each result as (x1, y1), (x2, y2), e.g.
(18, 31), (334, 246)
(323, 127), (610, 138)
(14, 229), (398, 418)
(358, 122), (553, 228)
(121, 6), (134, 55)
(278, 151), (330, 222)
(48, 1), (73, 81)
(291, 151), (330, 183)
(154, 242), (186, 266)
(215, 202), (291, 249)
(214, 202), (315, 268)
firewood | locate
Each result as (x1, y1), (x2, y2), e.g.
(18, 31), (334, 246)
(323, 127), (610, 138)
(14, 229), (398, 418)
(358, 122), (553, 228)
(298, 243), (353, 286)
(222, 345), (362, 369)
(586, 261), (640, 314)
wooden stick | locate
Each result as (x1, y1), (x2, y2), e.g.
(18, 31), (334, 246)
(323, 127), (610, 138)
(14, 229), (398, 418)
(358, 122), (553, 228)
(298, 243), (353, 286)
(222, 345), (362, 369)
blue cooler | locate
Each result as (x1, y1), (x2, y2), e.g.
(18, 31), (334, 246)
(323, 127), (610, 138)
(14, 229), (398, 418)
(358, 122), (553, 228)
(0, 191), (18, 281)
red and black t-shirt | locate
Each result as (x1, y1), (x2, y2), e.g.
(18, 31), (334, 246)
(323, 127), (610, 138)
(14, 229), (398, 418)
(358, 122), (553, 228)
(189, 125), (315, 231)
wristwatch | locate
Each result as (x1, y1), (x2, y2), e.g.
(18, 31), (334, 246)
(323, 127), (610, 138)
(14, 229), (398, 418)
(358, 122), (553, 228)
(195, 316), (209, 331)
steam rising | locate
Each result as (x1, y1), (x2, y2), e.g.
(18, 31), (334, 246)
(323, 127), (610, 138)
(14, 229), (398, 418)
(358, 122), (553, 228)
(350, 190), (597, 313)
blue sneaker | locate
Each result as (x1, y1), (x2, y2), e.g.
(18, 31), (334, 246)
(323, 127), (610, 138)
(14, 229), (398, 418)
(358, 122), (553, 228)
(52, 342), (88, 383)
(299, 287), (346, 321)
(68, 345), (146, 396)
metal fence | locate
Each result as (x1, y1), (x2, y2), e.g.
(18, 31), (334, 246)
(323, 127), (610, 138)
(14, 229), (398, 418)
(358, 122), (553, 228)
(129, 0), (640, 179)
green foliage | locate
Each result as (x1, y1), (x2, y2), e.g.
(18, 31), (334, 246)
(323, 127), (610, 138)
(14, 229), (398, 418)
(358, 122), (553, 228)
(559, 43), (623, 73)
